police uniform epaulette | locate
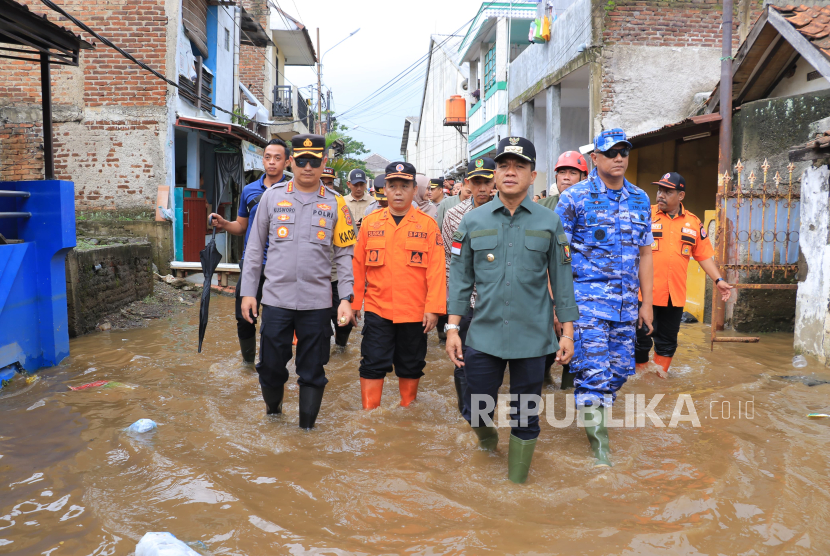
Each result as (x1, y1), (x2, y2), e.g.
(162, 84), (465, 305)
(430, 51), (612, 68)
(324, 185), (341, 197)
(271, 180), (289, 189)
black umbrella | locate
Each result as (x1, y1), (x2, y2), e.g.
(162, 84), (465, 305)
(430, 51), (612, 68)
(197, 224), (223, 353)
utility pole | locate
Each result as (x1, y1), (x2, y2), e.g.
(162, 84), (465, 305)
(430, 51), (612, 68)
(712, 0), (733, 346)
(317, 28), (322, 135)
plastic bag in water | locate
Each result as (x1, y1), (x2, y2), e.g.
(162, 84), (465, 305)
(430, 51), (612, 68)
(792, 355), (808, 369)
(126, 419), (157, 433)
(136, 532), (201, 556)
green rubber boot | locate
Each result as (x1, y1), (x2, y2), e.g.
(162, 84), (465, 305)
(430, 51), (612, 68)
(239, 336), (257, 363)
(472, 425), (499, 451)
(584, 406), (612, 467)
(507, 434), (538, 484)
(560, 365), (574, 390)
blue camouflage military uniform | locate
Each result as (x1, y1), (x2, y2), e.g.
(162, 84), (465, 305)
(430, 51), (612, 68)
(555, 167), (653, 408)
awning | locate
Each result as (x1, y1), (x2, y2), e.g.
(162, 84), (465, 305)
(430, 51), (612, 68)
(628, 114), (722, 150)
(175, 115), (267, 147)
(269, 7), (316, 65)
(0, 0), (93, 66)
(239, 5), (274, 48)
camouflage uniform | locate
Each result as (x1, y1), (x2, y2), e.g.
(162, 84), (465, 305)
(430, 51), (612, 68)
(555, 168), (653, 407)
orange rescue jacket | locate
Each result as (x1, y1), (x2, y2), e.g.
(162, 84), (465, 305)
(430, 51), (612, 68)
(352, 207), (447, 322)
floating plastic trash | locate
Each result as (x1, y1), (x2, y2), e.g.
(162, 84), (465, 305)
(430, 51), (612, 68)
(69, 380), (109, 391)
(136, 532), (201, 556)
(126, 419), (157, 433)
(807, 413), (829, 419)
(792, 355), (808, 368)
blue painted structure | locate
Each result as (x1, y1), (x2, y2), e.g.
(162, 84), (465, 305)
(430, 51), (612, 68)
(0, 180), (76, 372)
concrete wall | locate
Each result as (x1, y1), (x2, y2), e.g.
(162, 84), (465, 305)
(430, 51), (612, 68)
(65, 243), (154, 337)
(599, 46), (722, 136)
(76, 220), (174, 275)
(794, 165), (830, 365)
(507, 0), (592, 105)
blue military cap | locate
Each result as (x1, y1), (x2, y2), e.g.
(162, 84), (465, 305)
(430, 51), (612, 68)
(593, 128), (632, 152)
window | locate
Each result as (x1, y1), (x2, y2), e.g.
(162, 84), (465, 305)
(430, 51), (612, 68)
(483, 45), (496, 93)
(224, 28), (230, 51)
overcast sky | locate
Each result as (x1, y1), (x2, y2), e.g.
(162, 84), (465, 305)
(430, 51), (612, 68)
(283, 0), (480, 162)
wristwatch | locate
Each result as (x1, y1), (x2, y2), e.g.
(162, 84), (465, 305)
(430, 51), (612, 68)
(715, 278), (724, 285)
(444, 323), (461, 333)
(340, 294), (354, 303)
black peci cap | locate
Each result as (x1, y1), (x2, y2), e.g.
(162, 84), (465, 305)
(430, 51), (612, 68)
(292, 134), (326, 158)
(385, 161), (416, 181)
(466, 157), (496, 179)
(653, 172), (686, 191)
(494, 136), (536, 164)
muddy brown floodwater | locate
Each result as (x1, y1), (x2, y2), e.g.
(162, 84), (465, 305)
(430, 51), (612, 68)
(2, 295), (830, 555)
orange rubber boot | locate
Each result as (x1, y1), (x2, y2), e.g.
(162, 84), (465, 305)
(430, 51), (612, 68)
(360, 378), (384, 410)
(292, 333), (298, 346)
(399, 378), (419, 407)
(635, 362), (649, 372)
(653, 354), (672, 377)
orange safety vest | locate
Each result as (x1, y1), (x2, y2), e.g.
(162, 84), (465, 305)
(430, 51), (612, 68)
(647, 203), (714, 307)
(352, 207), (447, 322)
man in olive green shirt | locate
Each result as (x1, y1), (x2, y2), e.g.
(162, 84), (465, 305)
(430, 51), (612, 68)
(446, 136), (579, 484)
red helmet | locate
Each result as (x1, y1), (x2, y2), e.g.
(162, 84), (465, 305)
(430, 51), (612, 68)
(554, 151), (588, 173)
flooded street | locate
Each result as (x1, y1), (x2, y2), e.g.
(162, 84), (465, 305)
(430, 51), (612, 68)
(2, 295), (829, 555)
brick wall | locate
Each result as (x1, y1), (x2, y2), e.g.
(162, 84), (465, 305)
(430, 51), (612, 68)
(238, 0), (269, 104)
(65, 242), (154, 337)
(0, 123), (44, 182)
(0, 0), (169, 209)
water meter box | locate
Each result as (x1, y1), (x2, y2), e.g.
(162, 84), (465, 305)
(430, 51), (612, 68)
(0, 180), (76, 371)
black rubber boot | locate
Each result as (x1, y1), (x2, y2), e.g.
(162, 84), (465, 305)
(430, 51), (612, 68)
(561, 365), (575, 390)
(543, 366), (554, 385)
(239, 336), (257, 363)
(298, 386), (325, 430)
(334, 327), (351, 348)
(453, 374), (467, 414)
(260, 384), (284, 415)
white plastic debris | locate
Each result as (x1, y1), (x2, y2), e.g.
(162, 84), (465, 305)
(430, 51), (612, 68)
(126, 419), (157, 433)
(136, 532), (201, 556)
(792, 355), (808, 368)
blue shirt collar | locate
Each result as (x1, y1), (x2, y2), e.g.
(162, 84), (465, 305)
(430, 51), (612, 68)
(588, 168), (633, 199)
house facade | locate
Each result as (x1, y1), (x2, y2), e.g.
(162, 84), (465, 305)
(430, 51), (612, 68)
(0, 0), (313, 265)
(461, 2), (535, 169)
(507, 0), (763, 195)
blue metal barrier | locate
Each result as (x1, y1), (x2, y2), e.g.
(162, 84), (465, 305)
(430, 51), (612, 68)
(0, 180), (76, 372)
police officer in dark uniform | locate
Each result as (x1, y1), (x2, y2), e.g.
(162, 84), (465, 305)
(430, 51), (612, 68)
(240, 134), (357, 429)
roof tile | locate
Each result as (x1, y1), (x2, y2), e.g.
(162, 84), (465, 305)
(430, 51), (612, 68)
(774, 4), (830, 56)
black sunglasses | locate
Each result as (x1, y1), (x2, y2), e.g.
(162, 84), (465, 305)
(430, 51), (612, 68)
(293, 157), (323, 168)
(599, 147), (630, 159)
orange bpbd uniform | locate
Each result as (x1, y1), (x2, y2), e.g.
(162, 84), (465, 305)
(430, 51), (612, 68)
(352, 207), (447, 321)
(648, 203), (714, 306)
